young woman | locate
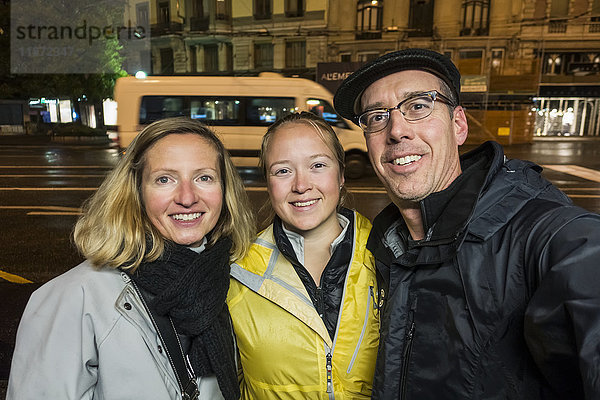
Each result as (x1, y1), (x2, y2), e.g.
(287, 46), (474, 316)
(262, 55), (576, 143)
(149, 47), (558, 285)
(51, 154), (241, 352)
(227, 112), (380, 399)
(8, 117), (255, 400)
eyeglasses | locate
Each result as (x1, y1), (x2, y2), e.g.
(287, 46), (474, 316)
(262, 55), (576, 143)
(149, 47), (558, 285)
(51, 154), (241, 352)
(357, 90), (456, 134)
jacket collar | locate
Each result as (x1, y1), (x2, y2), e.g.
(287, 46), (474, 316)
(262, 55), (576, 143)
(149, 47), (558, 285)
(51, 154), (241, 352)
(273, 207), (355, 273)
(368, 141), (502, 267)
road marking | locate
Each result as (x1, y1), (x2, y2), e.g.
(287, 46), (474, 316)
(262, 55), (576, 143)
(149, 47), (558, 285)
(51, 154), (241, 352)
(0, 165), (112, 169)
(542, 165), (600, 183)
(560, 187), (600, 191)
(244, 186), (388, 194)
(0, 270), (32, 284)
(0, 206), (81, 212)
(28, 211), (82, 215)
(0, 174), (106, 178)
(0, 187), (97, 191)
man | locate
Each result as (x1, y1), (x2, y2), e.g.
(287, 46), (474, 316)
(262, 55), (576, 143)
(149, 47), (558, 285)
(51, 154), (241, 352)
(334, 48), (600, 399)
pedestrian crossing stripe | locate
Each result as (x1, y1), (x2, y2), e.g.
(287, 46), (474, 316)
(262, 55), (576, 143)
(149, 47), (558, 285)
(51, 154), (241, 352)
(542, 165), (600, 183)
(0, 270), (32, 284)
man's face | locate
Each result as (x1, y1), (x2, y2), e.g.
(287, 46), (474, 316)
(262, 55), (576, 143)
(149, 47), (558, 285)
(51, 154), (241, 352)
(360, 70), (468, 204)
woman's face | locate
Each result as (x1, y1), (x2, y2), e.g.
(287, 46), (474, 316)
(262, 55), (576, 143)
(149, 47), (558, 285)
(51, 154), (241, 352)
(265, 122), (344, 235)
(141, 133), (223, 247)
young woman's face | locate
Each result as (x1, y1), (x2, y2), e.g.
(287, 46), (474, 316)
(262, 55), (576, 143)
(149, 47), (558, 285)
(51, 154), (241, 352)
(265, 123), (344, 235)
(141, 134), (223, 247)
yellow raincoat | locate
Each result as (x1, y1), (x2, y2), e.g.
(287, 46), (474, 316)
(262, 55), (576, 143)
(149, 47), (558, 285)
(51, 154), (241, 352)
(227, 211), (379, 399)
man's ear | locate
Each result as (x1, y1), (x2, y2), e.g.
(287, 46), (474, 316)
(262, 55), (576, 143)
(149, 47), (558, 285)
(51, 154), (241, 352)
(452, 106), (469, 146)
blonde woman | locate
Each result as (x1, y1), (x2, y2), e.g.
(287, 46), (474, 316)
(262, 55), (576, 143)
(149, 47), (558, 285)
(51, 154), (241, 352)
(228, 112), (380, 399)
(8, 117), (254, 400)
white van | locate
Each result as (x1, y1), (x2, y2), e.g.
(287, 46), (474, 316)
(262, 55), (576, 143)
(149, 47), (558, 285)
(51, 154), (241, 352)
(113, 73), (369, 178)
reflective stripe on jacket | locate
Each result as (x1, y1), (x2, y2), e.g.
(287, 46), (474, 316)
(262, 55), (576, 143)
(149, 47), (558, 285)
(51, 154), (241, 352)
(228, 210), (379, 399)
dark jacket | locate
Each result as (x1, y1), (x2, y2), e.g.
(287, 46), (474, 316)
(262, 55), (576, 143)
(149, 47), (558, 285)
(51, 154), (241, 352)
(369, 141), (600, 399)
(273, 207), (356, 339)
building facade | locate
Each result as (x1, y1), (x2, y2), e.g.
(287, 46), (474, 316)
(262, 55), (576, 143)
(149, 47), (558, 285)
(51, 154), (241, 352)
(132, 0), (600, 141)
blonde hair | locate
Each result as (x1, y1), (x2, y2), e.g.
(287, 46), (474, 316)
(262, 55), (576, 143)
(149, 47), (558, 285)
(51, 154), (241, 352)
(73, 117), (255, 271)
(258, 112), (348, 227)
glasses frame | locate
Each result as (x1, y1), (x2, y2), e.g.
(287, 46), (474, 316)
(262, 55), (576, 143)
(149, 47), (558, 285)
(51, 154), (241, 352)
(357, 90), (457, 134)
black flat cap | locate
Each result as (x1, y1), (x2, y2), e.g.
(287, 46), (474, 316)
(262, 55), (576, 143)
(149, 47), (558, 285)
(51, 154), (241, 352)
(334, 48), (461, 123)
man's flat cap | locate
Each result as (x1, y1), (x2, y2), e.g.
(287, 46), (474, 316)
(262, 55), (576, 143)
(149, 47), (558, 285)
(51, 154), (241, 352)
(334, 48), (461, 122)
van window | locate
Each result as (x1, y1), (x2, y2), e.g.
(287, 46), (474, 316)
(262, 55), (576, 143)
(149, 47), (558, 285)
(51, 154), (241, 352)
(140, 96), (186, 123)
(246, 97), (295, 125)
(190, 98), (240, 124)
(139, 95), (295, 125)
(306, 98), (350, 129)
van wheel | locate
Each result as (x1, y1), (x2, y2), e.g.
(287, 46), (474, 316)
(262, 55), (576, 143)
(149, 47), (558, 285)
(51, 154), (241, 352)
(345, 153), (368, 179)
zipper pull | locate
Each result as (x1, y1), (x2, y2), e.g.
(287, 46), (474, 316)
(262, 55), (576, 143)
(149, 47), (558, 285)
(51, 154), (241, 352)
(326, 352), (333, 393)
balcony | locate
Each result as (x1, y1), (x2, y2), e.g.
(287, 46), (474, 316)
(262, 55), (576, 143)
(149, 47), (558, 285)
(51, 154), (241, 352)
(589, 17), (600, 33)
(151, 22), (183, 36)
(189, 16), (209, 31)
(548, 19), (567, 34)
(355, 31), (382, 40)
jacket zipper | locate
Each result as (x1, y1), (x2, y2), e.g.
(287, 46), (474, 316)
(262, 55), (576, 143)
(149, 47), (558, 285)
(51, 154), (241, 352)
(400, 309), (416, 398)
(326, 351), (333, 393)
(316, 285), (325, 319)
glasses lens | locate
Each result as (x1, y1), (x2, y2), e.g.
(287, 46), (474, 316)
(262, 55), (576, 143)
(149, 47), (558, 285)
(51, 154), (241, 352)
(359, 111), (389, 133)
(401, 95), (434, 121)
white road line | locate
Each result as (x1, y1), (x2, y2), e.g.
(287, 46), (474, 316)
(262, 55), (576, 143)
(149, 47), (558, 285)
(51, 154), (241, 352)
(542, 165), (600, 183)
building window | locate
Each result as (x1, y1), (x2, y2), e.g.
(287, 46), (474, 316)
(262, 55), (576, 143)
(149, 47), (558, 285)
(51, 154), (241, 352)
(461, 0), (489, 36)
(550, 0), (569, 18)
(136, 3), (149, 27)
(254, 43), (274, 70)
(190, 0), (209, 30)
(190, 0), (204, 17)
(356, 0), (383, 39)
(189, 45), (197, 73)
(158, 1), (170, 24)
(490, 48), (504, 75)
(543, 54), (562, 75)
(224, 43), (233, 71)
(358, 52), (379, 62)
(285, 0), (304, 17)
(254, 0), (272, 20)
(340, 53), (352, 62)
(286, 41), (306, 68)
(204, 44), (219, 72)
(591, 0), (600, 31)
(216, 0), (231, 20)
(408, 0), (434, 37)
(160, 47), (174, 74)
(458, 49), (483, 75)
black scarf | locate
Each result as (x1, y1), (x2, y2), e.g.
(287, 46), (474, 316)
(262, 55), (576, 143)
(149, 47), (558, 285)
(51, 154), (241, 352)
(129, 237), (239, 400)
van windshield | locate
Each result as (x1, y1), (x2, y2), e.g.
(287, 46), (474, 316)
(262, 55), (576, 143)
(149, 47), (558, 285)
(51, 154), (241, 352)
(306, 98), (349, 129)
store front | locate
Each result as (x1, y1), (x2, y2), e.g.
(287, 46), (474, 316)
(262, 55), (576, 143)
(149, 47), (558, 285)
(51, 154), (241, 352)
(533, 97), (600, 137)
